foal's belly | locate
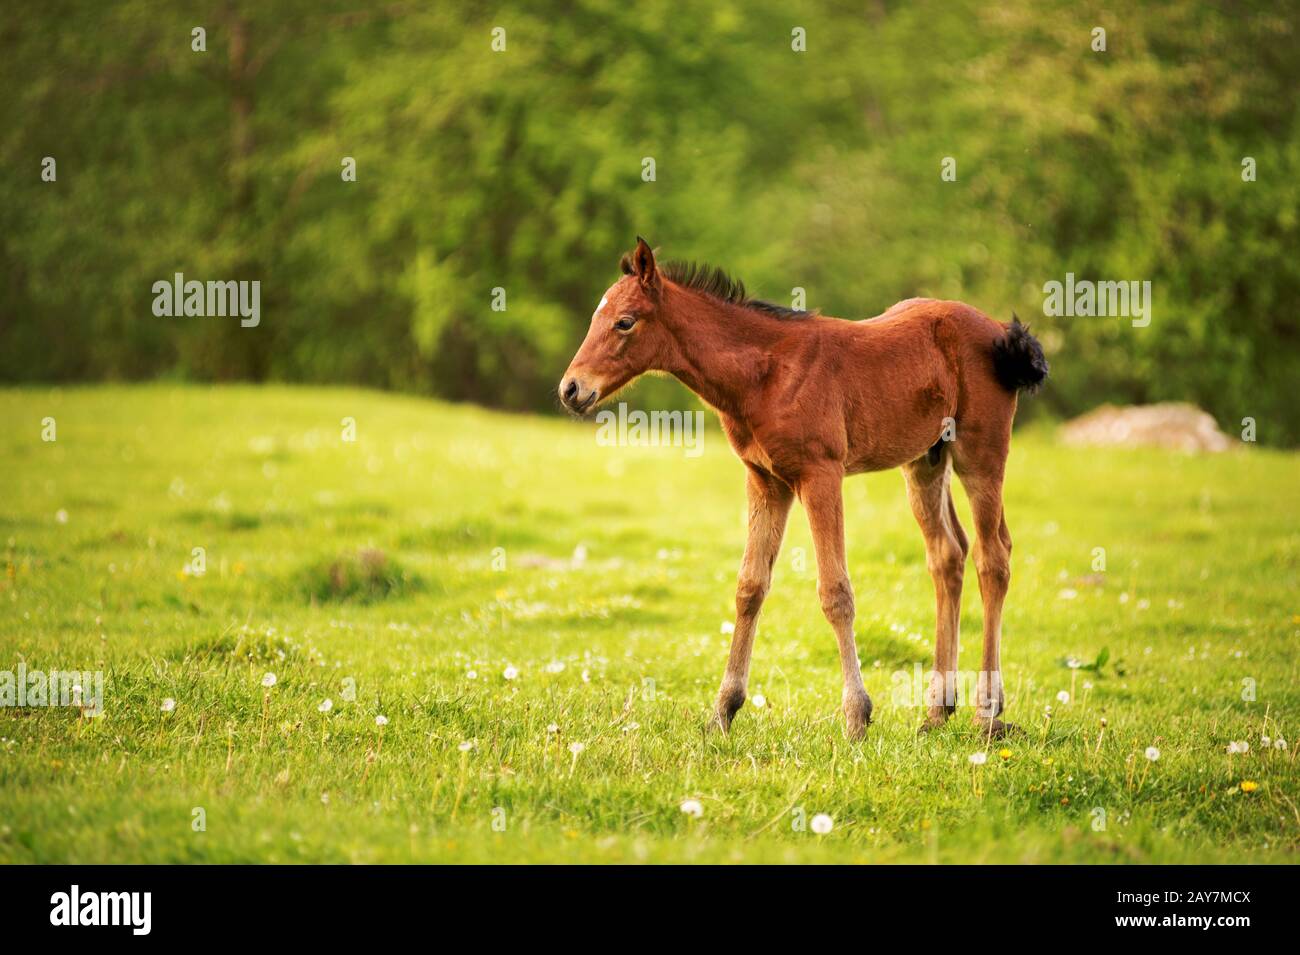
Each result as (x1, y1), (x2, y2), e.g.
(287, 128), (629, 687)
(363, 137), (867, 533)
(842, 375), (955, 474)
(724, 375), (952, 482)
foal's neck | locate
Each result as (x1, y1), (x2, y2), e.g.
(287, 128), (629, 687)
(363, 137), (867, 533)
(657, 285), (787, 419)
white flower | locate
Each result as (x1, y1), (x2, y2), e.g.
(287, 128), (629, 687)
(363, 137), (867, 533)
(622, 721), (640, 732)
(544, 660), (565, 673)
(375, 714), (388, 727)
(568, 741), (585, 755)
(1057, 588), (1078, 600)
(581, 669), (591, 683)
(457, 740), (474, 752)
(751, 694), (767, 708)
(160, 698), (176, 713)
(968, 751), (988, 766)
(1275, 738), (1288, 751)
(1145, 746), (1160, 761)
(721, 621), (735, 635)
(1056, 691), (1070, 704)
(261, 672), (277, 688)
(680, 799), (703, 818)
(546, 723), (560, 734)
(810, 813), (834, 834)
(55, 509), (69, 524)
(1227, 740), (1248, 755)
(465, 670), (478, 680)
(503, 665), (519, 681)
(1261, 735), (1271, 747)
(1066, 657), (1082, 669)
(318, 699), (333, 713)
(320, 792), (330, 805)
(1083, 681), (1093, 690)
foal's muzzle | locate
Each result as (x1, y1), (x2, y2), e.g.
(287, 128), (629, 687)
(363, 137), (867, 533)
(559, 376), (599, 415)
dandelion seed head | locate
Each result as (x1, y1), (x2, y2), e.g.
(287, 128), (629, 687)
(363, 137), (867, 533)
(680, 799), (703, 818)
(810, 813), (834, 834)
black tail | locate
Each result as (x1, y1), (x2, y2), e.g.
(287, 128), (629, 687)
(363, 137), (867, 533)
(991, 313), (1049, 394)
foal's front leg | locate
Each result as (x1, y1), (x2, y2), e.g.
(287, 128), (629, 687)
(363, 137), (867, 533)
(801, 468), (872, 739)
(710, 468), (794, 731)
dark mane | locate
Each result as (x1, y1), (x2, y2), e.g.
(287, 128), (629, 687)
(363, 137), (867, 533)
(621, 253), (812, 319)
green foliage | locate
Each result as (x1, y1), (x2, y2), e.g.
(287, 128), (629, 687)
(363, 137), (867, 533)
(1, 2), (1297, 440)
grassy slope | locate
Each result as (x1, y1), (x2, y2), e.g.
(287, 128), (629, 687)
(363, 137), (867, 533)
(0, 384), (1296, 864)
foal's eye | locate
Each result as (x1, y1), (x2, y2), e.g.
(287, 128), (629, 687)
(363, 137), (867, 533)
(614, 316), (637, 331)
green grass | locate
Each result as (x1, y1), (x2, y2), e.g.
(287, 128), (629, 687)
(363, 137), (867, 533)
(0, 384), (1296, 864)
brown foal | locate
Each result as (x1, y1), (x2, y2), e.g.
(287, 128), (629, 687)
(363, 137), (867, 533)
(559, 239), (1048, 739)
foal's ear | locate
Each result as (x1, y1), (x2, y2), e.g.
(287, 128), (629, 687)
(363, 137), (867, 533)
(629, 236), (659, 290)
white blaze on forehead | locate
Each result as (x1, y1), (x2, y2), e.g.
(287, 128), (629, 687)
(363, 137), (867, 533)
(592, 285), (616, 319)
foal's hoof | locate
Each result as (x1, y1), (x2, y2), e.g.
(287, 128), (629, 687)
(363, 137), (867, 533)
(917, 715), (949, 735)
(976, 718), (1022, 740)
(709, 686), (745, 733)
(917, 705), (956, 735)
(843, 694), (873, 741)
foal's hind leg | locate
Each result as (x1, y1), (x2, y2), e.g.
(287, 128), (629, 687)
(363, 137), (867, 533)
(902, 455), (969, 732)
(954, 457), (1017, 738)
(710, 467), (794, 732)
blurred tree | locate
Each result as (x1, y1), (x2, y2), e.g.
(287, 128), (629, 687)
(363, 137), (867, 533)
(1, 0), (1297, 442)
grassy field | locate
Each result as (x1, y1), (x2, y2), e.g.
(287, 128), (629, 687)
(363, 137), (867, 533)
(0, 384), (1296, 863)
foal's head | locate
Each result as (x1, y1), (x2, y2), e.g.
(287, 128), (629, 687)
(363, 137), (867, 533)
(558, 237), (673, 415)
